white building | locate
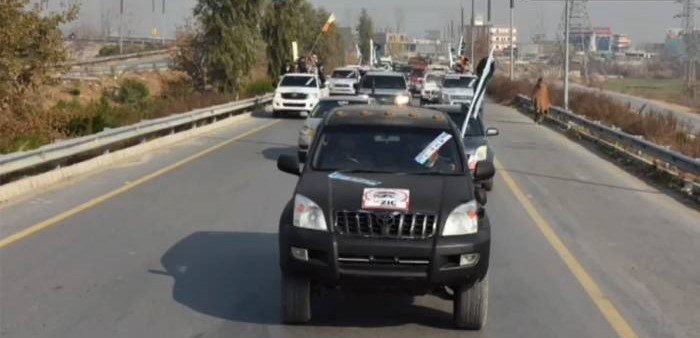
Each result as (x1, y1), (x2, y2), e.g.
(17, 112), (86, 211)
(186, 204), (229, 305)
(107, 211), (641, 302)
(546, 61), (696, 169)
(489, 26), (518, 53)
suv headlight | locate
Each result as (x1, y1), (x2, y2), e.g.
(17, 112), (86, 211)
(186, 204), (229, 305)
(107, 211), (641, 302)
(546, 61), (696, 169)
(442, 201), (479, 236)
(395, 94), (410, 105)
(293, 194), (327, 231)
(274, 92), (282, 99)
(468, 145), (488, 171)
(309, 93), (319, 100)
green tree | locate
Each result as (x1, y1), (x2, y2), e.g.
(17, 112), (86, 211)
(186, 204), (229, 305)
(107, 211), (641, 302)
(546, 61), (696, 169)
(262, 0), (306, 80)
(193, 0), (265, 93)
(0, 0), (78, 109)
(356, 8), (374, 65)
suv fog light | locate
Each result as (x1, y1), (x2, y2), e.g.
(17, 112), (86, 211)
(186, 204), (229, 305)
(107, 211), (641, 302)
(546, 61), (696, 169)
(459, 253), (479, 267)
(291, 247), (309, 261)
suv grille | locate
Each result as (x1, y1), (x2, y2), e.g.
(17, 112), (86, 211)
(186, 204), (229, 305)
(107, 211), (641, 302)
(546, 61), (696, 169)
(281, 92), (308, 100)
(335, 211), (437, 239)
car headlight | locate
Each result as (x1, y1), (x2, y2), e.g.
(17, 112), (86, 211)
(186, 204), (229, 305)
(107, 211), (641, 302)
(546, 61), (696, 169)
(442, 93), (450, 101)
(442, 201), (479, 236)
(293, 194), (327, 231)
(468, 145), (488, 171)
(395, 94), (410, 105)
(309, 93), (319, 100)
(300, 125), (315, 137)
(274, 92), (282, 99)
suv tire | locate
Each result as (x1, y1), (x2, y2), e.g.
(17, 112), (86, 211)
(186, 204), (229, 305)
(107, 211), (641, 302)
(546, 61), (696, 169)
(453, 272), (489, 330)
(281, 274), (311, 324)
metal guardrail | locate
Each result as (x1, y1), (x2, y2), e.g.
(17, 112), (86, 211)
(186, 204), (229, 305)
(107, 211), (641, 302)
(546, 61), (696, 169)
(63, 49), (171, 67)
(516, 94), (700, 183)
(0, 94), (273, 183)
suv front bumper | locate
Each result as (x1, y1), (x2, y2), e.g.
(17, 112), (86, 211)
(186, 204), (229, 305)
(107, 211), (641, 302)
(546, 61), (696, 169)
(272, 97), (319, 112)
(280, 216), (491, 291)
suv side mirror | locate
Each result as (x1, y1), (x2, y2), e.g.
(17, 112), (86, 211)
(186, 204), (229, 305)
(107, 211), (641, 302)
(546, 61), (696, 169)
(473, 160), (495, 181)
(486, 127), (499, 137)
(277, 154), (300, 176)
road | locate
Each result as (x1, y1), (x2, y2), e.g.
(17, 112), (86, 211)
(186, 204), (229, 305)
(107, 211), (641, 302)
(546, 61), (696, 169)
(1, 103), (698, 338)
(569, 83), (700, 133)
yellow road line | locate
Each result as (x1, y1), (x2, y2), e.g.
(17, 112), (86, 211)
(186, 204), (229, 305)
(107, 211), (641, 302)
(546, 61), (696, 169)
(0, 119), (280, 249)
(496, 158), (638, 338)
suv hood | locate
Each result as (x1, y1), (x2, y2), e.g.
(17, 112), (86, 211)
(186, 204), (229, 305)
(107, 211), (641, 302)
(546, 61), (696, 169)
(296, 172), (473, 221)
(330, 78), (358, 85)
(442, 88), (474, 96)
(276, 86), (318, 94)
(358, 88), (407, 96)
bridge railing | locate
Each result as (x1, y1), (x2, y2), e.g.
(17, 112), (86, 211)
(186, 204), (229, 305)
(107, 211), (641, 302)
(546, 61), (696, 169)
(516, 94), (700, 193)
(0, 94), (273, 184)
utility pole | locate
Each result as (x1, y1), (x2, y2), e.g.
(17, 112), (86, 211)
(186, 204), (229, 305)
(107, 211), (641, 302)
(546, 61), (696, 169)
(162, 0), (167, 45)
(119, 0), (124, 54)
(678, 0), (698, 99)
(564, 0), (571, 110)
(461, 6), (465, 48)
(509, 0), (515, 80)
(470, 0), (475, 64)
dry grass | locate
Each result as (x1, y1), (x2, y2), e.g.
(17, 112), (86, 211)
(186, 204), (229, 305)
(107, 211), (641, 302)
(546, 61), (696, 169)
(488, 75), (700, 158)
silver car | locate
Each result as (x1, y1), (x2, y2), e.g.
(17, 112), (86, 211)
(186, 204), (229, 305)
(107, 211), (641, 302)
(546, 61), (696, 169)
(298, 95), (375, 161)
(328, 67), (361, 95)
(357, 71), (411, 105)
(440, 74), (477, 105)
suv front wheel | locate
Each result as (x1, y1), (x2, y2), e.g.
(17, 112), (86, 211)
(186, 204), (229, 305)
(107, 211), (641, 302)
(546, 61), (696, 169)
(453, 272), (489, 330)
(281, 273), (311, 324)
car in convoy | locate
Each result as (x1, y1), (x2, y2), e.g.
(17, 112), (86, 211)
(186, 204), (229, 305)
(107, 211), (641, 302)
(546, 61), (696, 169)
(420, 72), (446, 105)
(297, 95), (375, 161)
(427, 105), (499, 191)
(328, 67), (361, 95)
(440, 74), (477, 105)
(272, 73), (329, 117)
(276, 105), (495, 329)
(357, 71), (411, 105)
(409, 68), (426, 94)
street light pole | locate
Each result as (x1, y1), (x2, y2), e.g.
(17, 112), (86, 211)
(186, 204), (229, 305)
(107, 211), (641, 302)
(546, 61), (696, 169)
(564, 0), (571, 110)
(509, 0), (515, 80)
(162, 0), (166, 45)
(119, 0), (124, 54)
(470, 0), (475, 65)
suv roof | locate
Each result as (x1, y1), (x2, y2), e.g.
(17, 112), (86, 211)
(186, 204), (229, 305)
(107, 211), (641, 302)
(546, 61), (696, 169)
(444, 74), (476, 79)
(282, 73), (316, 78)
(332, 67), (358, 72)
(319, 95), (371, 102)
(364, 71), (405, 77)
(324, 106), (452, 129)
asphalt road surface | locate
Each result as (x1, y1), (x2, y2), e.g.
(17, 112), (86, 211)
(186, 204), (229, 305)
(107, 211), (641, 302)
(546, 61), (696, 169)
(1, 103), (698, 338)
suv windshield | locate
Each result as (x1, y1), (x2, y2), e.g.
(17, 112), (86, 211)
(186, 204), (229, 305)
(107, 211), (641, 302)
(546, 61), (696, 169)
(332, 70), (355, 79)
(360, 76), (407, 89)
(426, 74), (444, 83)
(443, 77), (476, 88)
(311, 100), (367, 118)
(312, 126), (463, 175)
(280, 76), (317, 87)
(447, 113), (484, 137)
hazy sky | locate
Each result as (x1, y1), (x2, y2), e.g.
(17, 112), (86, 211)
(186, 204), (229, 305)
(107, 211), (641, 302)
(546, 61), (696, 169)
(54, 0), (686, 46)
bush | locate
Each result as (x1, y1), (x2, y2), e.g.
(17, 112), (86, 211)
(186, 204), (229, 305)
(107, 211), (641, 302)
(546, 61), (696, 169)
(67, 87), (81, 96)
(98, 45), (121, 57)
(115, 79), (150, 106)
(241, 77), (275, 97)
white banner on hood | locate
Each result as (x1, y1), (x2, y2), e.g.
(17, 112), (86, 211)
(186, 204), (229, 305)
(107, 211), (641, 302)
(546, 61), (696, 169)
(362, 188), (410, 211)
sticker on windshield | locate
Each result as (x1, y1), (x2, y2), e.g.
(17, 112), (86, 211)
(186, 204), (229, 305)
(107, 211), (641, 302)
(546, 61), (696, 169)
(329, 172), (381, 186)
(414, 132), (453, 166)
(305, 77), (314, 86)
(362, 188), (410, 211)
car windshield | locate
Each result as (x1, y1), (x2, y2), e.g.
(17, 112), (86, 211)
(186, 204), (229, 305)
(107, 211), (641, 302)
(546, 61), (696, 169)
(310, 100), (366, 118)
(280, 76), (317, 87)
(332, 70), (355, 79)
(426, 74), (444, 83)
(312, 126), (463, 175)
(443, 77), (476, 88)
(360, 76), (406, 89)
(447, 113), (484, 137)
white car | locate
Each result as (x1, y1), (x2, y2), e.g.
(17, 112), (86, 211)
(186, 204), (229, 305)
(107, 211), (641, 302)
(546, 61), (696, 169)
(328, 68), (361, 95)
(272, 73), (329, 117)
(420, 72), (446, 105)
(440, 74), (477, 105)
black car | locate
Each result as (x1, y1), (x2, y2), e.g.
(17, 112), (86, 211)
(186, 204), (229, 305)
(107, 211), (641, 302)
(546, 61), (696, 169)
(276, 106), (495, 329)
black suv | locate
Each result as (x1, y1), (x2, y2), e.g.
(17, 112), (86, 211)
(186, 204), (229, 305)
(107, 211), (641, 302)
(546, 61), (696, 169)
(276, 106), (495, 329)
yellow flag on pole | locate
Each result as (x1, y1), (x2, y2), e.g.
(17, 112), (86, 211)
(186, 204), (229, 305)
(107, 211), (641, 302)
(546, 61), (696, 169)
(322, 13), (336, 33)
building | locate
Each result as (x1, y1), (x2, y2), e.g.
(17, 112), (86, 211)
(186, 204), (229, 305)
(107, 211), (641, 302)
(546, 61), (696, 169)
(613, 34), (631, 52)
(591, 27), (612, 53)
(373, 32), (411, 59)
(408, 39), (447, 60)
(489, 26), (518, 54)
